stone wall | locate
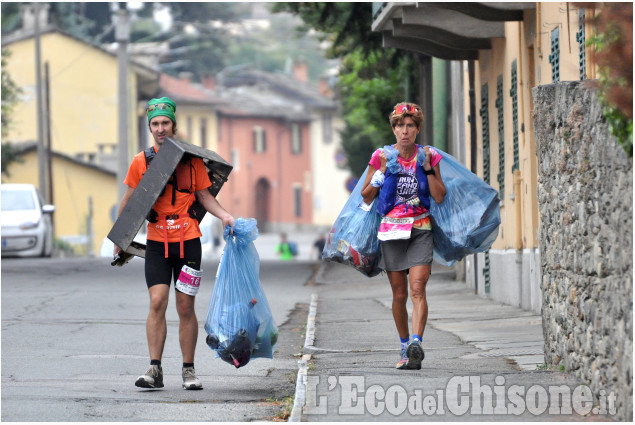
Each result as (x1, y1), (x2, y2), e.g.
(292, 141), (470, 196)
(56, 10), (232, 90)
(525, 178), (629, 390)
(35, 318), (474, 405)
(532, 81), (632, 421)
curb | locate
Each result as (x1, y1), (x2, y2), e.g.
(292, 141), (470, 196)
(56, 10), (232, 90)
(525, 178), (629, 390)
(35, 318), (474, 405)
(288, 293), (318, 422)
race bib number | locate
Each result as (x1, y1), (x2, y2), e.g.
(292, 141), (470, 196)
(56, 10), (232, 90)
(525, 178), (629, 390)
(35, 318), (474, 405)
(176, 265), (203, 296)
(377, 216), (414, 241)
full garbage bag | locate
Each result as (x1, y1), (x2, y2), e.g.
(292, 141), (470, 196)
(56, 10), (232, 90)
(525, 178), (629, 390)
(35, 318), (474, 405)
(204, 218), (278, 368)
(322, 167), (383, 277)
(429, 149), (501, 266)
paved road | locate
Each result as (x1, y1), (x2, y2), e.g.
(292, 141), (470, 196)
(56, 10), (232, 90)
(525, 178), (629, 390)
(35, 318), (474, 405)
(1, 256), (316, 421)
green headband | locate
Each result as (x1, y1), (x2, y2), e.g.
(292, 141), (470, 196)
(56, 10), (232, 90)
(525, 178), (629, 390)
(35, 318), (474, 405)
(146, 97), (176, 124)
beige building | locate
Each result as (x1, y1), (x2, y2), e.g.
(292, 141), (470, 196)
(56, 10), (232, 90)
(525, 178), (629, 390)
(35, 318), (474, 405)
(2, 10), (158, 255)
(372, 2), (601, 312)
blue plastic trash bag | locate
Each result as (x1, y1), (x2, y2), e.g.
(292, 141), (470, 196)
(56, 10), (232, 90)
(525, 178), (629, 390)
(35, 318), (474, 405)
(429, 149), (501, 266)
(322, 167), (383, 277)
(204, 218), (278, 368)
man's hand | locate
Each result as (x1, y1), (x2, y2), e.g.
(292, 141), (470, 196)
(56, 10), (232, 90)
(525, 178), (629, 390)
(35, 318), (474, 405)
(113, 244), (122, 257)
(221, 214), (235, 234)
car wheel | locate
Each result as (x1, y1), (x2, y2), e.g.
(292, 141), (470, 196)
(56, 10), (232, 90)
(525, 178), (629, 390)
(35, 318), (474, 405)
(41, 235), (52, 258)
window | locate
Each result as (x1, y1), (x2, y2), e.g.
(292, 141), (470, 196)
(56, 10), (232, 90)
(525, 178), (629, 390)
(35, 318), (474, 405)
(187, 117), (192, 142)
(293, 186), (302, 217)
(576, 9), (586, 80)
(322, 114), (333, 144)
(200, 118), (207, 149)
(495, 75), (505, 198)
(291, 123), (302, 154)
(549, 27), (560, 83)
(253, 126), (266, 153)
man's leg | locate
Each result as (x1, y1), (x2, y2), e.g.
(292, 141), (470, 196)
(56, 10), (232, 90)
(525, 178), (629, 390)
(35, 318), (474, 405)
(408, 265), (431, 337)
(175, 290), (198, 363)
(387, 271), (409, 339)
(135, 284), (169, 388)
(176, 290), (202, 390)
(147, 284), (170, 360)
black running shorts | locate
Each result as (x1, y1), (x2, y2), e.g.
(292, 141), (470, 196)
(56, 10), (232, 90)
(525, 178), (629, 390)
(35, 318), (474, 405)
(145, 239), (202, 290)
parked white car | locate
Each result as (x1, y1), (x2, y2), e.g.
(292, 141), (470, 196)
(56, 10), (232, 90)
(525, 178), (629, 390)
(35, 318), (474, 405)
(1, 183), (55, 257)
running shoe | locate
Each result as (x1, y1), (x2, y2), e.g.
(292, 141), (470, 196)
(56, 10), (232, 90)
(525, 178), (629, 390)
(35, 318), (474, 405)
(406, 340), (425, 370)
(396, 347), (409, 369)
(182, 366), (203, 390)
(135, 365), (164, 388)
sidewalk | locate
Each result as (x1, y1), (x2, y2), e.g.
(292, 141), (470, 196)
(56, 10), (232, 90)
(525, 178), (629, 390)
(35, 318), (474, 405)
(290, 262), (614, 421)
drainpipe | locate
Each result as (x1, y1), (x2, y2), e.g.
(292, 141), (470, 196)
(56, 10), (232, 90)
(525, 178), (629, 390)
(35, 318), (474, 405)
(513, 169), (523, 250)
(432, 58), (447, 151)
(514, 168), (523, 307)
(536, 3), (542, 58)
(468, 60), (478, 294)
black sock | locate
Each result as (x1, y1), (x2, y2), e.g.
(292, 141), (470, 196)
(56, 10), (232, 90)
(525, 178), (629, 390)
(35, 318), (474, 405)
(150, 359), (161, 367)
(183, 362), (194, 368)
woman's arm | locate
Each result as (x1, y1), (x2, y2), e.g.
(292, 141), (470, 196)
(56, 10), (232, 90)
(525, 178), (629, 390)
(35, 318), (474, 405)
(360, 151), (387, 204)
(423, 147), (446, 204)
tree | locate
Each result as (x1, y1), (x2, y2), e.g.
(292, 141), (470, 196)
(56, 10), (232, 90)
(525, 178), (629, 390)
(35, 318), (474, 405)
(1, 48), (23, 176)
(272, 2), (420, 176)
(584, 2), (633, 156)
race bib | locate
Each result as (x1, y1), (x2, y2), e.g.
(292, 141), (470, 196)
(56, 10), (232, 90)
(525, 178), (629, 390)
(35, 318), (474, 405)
(176, 265), (203, 296)
(377, 216), (414, 241)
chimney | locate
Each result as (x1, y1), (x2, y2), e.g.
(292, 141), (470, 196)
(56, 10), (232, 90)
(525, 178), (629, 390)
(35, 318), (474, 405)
(318, 76), (332, 97)
(201, 75), (215, 91)
(178, 72), (193, 83)
(293, 61), (309, 82)
(20, 3), (50, 32)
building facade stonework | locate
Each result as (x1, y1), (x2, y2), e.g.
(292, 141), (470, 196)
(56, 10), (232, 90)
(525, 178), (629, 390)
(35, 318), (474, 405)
(532, 81), (632, 421)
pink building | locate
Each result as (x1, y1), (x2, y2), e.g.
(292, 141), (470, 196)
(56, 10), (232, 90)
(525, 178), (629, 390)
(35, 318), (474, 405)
(217, 108), (313, 233)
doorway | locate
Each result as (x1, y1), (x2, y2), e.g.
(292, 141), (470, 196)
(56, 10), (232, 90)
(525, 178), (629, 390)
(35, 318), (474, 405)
(255, 178), (271, 232)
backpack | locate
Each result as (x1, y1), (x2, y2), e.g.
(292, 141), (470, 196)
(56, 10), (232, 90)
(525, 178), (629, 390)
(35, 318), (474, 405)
(288, 241), (298, 257)
(144, 147), (206, 223)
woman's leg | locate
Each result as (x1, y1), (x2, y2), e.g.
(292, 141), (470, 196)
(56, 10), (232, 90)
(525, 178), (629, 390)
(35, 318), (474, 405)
(387, 270), (410, 339)
(408, 265), (431, 337)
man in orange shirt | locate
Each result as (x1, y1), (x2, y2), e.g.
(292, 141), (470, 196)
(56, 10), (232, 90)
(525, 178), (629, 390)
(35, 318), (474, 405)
(114, 97), (234, 390)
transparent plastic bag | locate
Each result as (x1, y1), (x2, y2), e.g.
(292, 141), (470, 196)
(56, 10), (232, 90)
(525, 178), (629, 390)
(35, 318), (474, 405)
(322, 167), (383, 277)
(204, 218), (278, 368)
(429, 149), (501, 266)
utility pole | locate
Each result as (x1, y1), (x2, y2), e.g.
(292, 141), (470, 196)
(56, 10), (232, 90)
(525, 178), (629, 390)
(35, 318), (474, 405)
(116, 3), (129, 202)
(34, 3), (47, 201)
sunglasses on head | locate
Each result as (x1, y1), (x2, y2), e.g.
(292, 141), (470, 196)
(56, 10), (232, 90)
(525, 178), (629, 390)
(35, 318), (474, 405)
(146, 103), (174, 116)
(393, 105), (419, 115)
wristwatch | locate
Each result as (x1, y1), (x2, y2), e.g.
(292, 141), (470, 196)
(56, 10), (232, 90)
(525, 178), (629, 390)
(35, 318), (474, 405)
(424, 167), (436, 176)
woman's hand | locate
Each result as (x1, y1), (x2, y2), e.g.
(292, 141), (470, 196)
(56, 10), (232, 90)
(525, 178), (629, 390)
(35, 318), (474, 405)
(423, 146), (432, 170)
(378, 151), (388, 173)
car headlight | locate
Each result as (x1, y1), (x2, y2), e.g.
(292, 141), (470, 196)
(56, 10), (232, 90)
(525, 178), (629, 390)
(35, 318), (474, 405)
(19, 219), (40, 230)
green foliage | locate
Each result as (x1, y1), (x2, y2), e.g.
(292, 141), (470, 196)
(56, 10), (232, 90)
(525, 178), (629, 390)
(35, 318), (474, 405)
(225, 12), (328, 81)
(586, 14), (633, 157)
(1, 3), (21, 33)
(1, 48), (24, 177)
(272, 3), (420, 177)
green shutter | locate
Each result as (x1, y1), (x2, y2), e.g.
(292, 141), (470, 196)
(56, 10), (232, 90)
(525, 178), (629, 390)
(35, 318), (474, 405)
(576, 9), (586, 80)
(496, 75), (505, 198)
(479, 83), (490, 184)
(484, 251), (491, 294)
(549, 27), (560, 82)
(510, 60), (519, 172)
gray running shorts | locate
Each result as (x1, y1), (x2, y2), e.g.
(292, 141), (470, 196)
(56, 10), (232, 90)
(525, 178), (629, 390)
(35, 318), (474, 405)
(379, 228), (433, 271)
